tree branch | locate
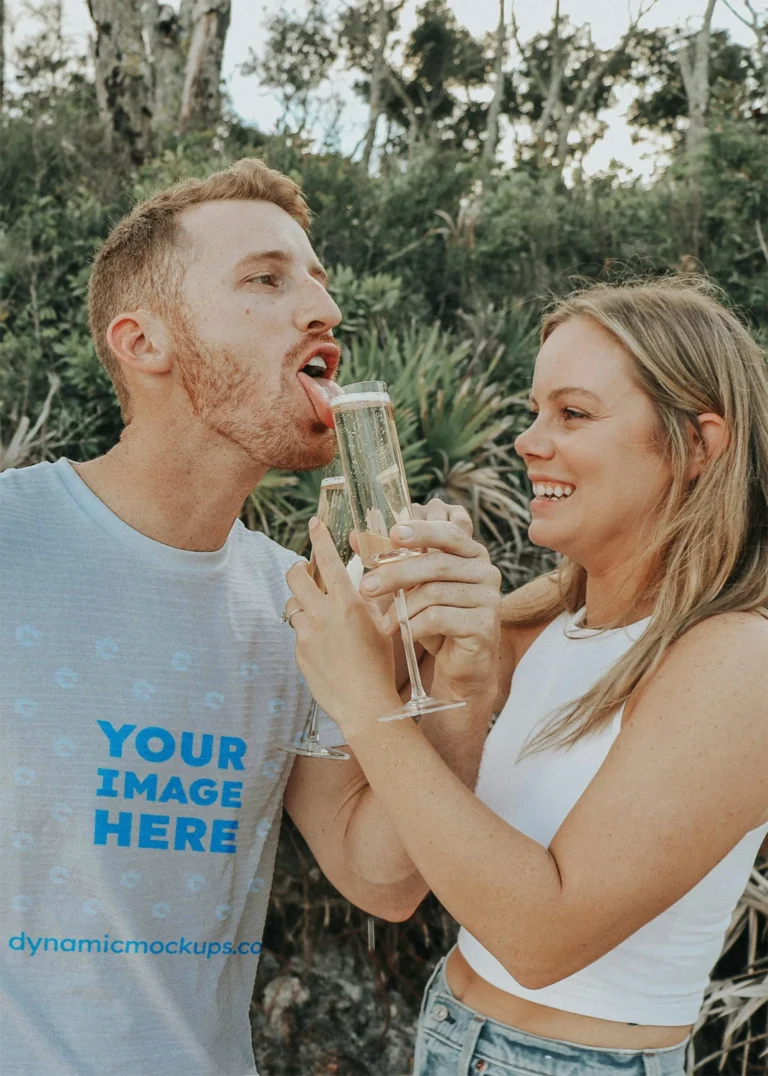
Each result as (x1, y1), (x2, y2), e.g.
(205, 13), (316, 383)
(483, 0), (507, 162)
(756, 220), (768, 269)
(636, 0), (663, 21)
(509, 0), (548, 98)
(569, 0), (659, 119)
(0, 0), (5, 110)
(678, 0), (716, 101)
(507, 1), (526, 65)
(720, 0), (757, 31)
(678, 40), (695, 97)
(362, 0), (391, 171)
(384, 65), (418, 130)
(554, 0), (660, 168)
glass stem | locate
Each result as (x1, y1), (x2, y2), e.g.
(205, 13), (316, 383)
(394, 589), (427, 701)
(304, 700), (320, 742)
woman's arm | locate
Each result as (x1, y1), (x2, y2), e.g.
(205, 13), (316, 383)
(290, 530), (768, 989)
(283, 515), (500, 921)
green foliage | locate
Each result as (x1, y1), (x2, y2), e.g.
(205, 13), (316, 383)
(397, 0), (491, 147)
(251, 318), (541, 579)
(2, 7), (767, 1071)
(243, 1), (339, 134)
(629, 28), (765, 141)
(327, 264), (427, 337)
(507, 15), (637, 166)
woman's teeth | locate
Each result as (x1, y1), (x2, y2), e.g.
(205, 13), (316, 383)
(532, 483), (575, 499)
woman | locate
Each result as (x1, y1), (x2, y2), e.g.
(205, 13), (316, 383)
(285, 278), (768, 1075)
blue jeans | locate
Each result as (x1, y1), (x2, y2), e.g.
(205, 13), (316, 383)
(413, 955), (688, 1076)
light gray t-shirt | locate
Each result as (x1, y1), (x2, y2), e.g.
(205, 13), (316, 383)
(0, 459), (343, 1076)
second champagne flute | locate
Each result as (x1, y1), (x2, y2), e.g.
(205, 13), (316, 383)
(281, 475), (358, 760)
(330, 381), (466, 722)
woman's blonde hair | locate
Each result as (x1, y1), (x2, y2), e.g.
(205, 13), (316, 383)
(515, 276), (768, 753)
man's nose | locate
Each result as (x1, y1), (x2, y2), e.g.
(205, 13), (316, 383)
(296, 280), (342, 334)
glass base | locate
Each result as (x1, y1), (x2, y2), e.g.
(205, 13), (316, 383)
(379, 696), (466, 722)
(280, 740), (350, 760)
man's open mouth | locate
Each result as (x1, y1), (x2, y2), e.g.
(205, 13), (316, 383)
(301, 354), (331, 378)
(296, 344), (341, 428)
(297, 343), (340, 381)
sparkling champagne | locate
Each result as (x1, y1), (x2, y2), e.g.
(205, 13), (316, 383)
(309, 476), (356, 592)
(330, 392), (419, 568)
(331, 380), (465, 722)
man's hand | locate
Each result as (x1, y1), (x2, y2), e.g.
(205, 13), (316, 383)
(286, 521), (401, 737)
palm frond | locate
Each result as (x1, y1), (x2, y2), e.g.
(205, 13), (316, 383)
(689, 862), (768, 1074)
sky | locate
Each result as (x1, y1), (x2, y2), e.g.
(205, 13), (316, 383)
(5, 0), (759, 177)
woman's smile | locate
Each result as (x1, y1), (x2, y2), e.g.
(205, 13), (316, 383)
(529, 476), (577, 507)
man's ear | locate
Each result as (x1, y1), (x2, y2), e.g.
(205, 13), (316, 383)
(688, 412), (730, 481)
(106, 309), (173, 376)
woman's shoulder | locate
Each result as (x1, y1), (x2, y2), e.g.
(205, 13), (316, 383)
(667, 608), (768, 669)
(628, 609), (767, 731)
(662, 611), (765, 675)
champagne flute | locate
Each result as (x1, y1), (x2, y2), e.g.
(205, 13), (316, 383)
(330, 381), (466, 722)
(281, 475), (357, 761)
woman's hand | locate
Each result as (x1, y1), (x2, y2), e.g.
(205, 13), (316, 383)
(359, 504), (502, 706)
(285, 519), (402, 736)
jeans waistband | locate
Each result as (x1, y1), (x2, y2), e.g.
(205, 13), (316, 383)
(419, 953), (689, 1076)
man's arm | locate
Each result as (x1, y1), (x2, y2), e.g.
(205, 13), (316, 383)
(283, 509), (500, 921)
(283, 689), (490, 921)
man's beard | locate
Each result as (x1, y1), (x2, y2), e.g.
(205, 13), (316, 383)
(171, 315), (337, 472)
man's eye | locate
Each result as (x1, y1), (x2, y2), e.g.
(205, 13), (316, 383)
(248, 274), (277, 286)
(562, 408), (589, 420)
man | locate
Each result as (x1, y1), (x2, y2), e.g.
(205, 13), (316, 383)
(0, 158), (494, 1075)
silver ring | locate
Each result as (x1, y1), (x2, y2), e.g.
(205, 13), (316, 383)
(280, 607), (303, 625)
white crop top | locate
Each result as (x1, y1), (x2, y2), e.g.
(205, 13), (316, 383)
(457, 609), (768, 1026)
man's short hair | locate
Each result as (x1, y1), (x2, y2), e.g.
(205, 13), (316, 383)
(88, 158), (311, 420)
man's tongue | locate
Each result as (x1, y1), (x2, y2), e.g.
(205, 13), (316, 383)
(297, 371), (340, 428)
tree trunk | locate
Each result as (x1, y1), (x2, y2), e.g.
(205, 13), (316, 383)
(87, 0), (153, 165)
(678, 0), (718, 157)
(148, 2), (188, 135)
(0, 0), (5, 111)
(550, 6), (657, 175)
(143, 0), (159, 41)
(755, 29), (767, 98)
(515, 0), (657, 174)
(361, 0), (391, 173)
(385, 66), (420, 169)
(723, 0), (767, 96)
(531, 0), (565, 168)
(677, 0), (717, 257)
(179, 0), (232, 132)
(482, 0), (506, 163)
